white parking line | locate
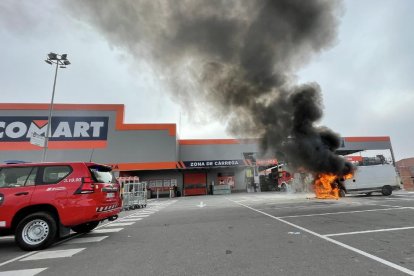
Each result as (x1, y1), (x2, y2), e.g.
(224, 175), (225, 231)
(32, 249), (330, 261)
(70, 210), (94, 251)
(0, 236), (13, 240)
(278, 207), (413, 218)
(377, 204), (405, 208)
(92, 228), (123, 234)
(0, 268), (47, 276)
(325, 226), (414, 237)
(383, 198), (414, 201)
(20, 248), (85, 261)
(65, 236), (108, 244)
(227, 198), (414, 276)
(104, 222), (135, 227)
(129, 215), (150, 218)
(120, 218), (143, 222)
(0, 252), (38, 268)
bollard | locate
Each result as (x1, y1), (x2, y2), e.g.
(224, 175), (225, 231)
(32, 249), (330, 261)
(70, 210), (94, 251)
(157, 188), (159, 199)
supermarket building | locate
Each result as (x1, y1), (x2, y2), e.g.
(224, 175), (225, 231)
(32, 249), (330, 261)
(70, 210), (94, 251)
(0, 104), (396, 196)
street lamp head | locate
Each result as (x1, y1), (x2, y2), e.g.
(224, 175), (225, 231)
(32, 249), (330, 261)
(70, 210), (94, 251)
(60, 54), (67, 60)
(48, 52), (58, 60)
(63, 60), (71, 66)
(59, 66), (66, 68)
(45, 60), (53, 65)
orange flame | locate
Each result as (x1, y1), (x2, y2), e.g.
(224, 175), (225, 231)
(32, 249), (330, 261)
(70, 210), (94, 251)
(314, 172), (354, 199)
(314, 173), (339, 199)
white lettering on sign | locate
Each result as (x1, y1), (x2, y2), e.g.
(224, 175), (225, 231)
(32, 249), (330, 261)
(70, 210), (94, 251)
(53, 122), (72, 137)
(74, 122), (90, 137)
(6, 122), (27, 138)
(190, 162), (205, 167)
(187, 160), (241, 167)
(90, 122), (104, 137)
(0, 122), (4, 138)
(214, 160), (239, 166)
(0, 116), (108, 141)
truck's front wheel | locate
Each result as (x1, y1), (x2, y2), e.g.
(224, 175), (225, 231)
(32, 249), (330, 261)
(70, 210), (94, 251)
(15, 212), (57, 251)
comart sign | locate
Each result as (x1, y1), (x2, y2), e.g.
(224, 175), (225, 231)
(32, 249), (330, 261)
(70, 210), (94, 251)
(0, 116), (109, 148)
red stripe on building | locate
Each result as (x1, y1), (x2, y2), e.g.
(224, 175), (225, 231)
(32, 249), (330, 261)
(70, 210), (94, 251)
(344, 136), (390, 142)
(110, 162), (177, 171)
(0, 140), (107, 150)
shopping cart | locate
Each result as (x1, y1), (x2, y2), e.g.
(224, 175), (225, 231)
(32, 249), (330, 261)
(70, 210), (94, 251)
(117, 177), (147, 210)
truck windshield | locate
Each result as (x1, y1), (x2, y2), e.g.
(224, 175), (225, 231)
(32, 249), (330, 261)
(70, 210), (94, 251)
(89, 166), (116, 183)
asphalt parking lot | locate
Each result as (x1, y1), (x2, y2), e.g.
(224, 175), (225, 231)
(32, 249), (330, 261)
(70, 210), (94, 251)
(1, 191), (414, 276)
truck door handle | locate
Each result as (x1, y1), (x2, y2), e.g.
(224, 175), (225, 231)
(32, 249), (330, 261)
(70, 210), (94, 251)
(15, 192), (29, 196)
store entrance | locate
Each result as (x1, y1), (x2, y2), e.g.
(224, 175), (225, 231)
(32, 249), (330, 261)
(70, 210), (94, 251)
(183, 172), (207, 196)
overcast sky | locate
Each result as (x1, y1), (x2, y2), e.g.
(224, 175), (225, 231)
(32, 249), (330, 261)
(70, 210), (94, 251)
(0, 0), (412, 161)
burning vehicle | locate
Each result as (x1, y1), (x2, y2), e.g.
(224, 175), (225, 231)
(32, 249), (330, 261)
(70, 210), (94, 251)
(313, 170), (353, 199)
(339, 162), (401, 197)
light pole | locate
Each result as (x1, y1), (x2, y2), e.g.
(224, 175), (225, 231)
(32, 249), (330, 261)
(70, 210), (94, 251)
(42, 52), (71, 162)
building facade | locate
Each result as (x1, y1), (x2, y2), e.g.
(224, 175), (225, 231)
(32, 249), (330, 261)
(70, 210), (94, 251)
(0, 103), (397, 195)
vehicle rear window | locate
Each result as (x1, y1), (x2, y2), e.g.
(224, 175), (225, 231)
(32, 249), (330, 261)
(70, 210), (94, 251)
(89, 166), (116, 183)
(42, 166), (72, 184)
(0, 167), (37, 188)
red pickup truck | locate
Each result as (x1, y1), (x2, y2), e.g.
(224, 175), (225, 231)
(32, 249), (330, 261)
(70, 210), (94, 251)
(0, 162), (121, 250)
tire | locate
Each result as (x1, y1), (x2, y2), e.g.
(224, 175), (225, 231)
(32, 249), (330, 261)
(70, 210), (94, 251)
(339, 189), (346, 198)
(15, 212), (57, 251)
(382, 185), (393, 196)
(71, 221), (100, 233)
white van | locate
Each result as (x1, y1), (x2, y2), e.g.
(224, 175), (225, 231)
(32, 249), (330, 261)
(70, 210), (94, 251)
(340, 164), (401, 196)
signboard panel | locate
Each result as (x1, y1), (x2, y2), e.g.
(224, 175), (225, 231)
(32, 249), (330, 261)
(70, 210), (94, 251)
(29, 133), (46, 148)
(183, 160), (245, 168)
(0, 116), (109, 150)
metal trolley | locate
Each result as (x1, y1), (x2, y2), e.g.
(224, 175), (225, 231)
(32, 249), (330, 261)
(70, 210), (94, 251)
(117, 177), (147, 210)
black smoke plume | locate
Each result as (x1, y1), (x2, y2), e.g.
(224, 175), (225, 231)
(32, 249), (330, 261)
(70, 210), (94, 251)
(65, 0), (350, 174)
